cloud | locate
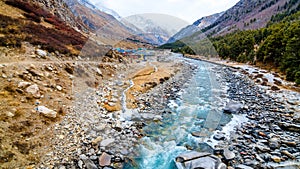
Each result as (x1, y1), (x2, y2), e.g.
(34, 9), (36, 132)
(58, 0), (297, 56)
(90, 0), (239, 23)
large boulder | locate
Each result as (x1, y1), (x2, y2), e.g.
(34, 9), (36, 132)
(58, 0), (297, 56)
(175, 151), (226, 169)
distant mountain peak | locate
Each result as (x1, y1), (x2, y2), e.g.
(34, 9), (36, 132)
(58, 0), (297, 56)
(93, 2), (122, 20)
(167, 12), (224, 43)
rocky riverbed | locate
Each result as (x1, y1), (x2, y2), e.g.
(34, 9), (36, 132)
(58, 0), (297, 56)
(39, 52), (299, 169)
(204, 65), (300, 169)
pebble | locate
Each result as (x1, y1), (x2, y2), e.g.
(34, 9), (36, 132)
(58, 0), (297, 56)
(100, 138), (115, 147)
(99, 152), (111, 167)
(91, 136), (102, 146)
(271, 156), (281, 163)
(56, 85), (63, 91)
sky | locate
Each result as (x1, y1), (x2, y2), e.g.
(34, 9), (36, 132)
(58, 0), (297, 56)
(90, 0), (240, 24)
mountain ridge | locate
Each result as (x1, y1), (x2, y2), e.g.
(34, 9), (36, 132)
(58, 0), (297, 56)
(167, 12), (224, 43)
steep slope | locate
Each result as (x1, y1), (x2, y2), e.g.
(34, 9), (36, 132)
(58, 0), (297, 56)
(193, 0), (299, 37)
(93, 1), (122, 20)
(31, 0), (89, 32)
(1, 0), (87, 55)
(167, 12), (224, 43)
(63, 0), (153, 47)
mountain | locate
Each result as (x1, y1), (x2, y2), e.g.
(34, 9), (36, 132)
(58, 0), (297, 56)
(63, 0), (157, 47)
(167, 12), (224, 43)
(94, 1), (122, 20)
(123, 14), (189, 45)
(191, 0), (299, 38)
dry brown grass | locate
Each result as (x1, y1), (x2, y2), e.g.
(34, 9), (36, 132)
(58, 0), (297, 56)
(126, 62), (178, 108)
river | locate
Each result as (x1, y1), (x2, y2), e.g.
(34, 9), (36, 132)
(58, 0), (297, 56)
(123, 58), (235, 169)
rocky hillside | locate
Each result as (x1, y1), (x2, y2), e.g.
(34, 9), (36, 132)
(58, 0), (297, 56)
(63, 0), (151, 47)
(0, 0), (88, 55)
(191, 0), (299, 38)
(167, 12), (224, 43)
(31, 0), (89, 32)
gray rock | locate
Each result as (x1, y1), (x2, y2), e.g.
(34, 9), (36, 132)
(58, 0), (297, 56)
(79, 154), (88, 160)
(175, 151), (226, 169)
(90, 155), (98, 160)
(176, 151), (211, 162)
(223, 148), (235, 160)
(213, 133), (225, 140)
(78, 160), (83, 169)
(99, 152), (111, 167)
(272, 164), (300, 169)
(103, 167), (113, 169)
(58, 165), (66, 169)
(235, 164), (254, 169)
(223, 101), (243, 114)
(36, 49), (47, 58)
(255, 144), (271, 153)
(269, 138), (280, 150)
(293, 112), (300, 123)
(36, 106), (57, 118)
(18, 81), (31, 88)
(255, 153), (265, 162)
(83, 159), (97, 169)
(100, 138), (115, 147)
(26, 84), (40, 98)
(120, 149), (129, 155)
(153, 115), (163, 121)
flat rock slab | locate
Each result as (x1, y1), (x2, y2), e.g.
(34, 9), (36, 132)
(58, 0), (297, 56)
(176, 151), (211, 162)
(175, 151), (226, 169)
